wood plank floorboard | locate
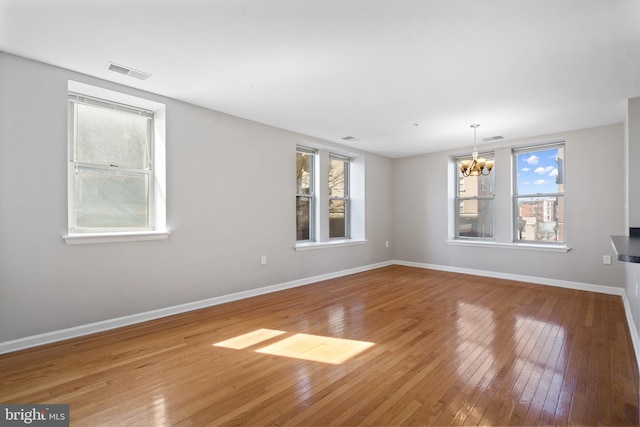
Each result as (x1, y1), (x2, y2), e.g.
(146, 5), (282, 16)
(0, 265), (638, 426)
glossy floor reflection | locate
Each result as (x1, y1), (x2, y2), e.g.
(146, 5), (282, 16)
(0, 266), (637, 426)
(454, 301), (572, 425)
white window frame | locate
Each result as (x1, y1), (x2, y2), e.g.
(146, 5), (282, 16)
(294, 144), (365, 250)
(512, 141), (565, 245)
(296, 145), (316, 242)
(453, 152), (495, 240)
(329, 153), (351, 239)
(63, 81), (169, 245)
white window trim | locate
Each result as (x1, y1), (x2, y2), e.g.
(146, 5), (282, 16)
(64, 231), (170, 245)
(63, 81), (169, 245)
(294, 143), (365, 249)
(294, 239), (367, 251)
(447, 140), (568, 252)
(296, 145), (316, 242)
(329, 153), (351, 240)
(445, 239), (570, 252)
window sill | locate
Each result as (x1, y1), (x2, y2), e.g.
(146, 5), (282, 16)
(63, 231), (171, 245)
(295, 239), (367, 251)
(445, 239), (570, 253)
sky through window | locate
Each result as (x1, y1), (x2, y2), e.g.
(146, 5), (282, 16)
(517, 147), (560, 195)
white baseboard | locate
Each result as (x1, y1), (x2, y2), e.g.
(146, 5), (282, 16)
(2, 258), (638, 373)
(621, 291), (640, 371)
(0, 260), (394, 355)
(394, 259), (640, 372)
(394, 260), (625, 295)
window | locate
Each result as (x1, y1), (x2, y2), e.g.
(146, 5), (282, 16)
(513, 142), (565, 243)
(295, 145), (364, 248)
(65, 81), (167, 244)
(296, 146), (316, 241)
(329, 154), (350, 239)
(68, 93), (153, 231)
(454, 153), (495, 239)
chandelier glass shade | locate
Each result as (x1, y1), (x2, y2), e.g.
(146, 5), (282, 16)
(459, 124), (494, 177)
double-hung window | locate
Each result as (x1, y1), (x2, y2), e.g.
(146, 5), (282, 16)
(513, 142), (565, 243)
(454, 152), (495, 239)
(68, 93), (154, 232)
(296, 146), (362, 246)
(296, 146), (316, 241)
(329, 154), (350, 239)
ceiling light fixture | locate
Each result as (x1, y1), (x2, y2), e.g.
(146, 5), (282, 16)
(460, 124), (494, 177)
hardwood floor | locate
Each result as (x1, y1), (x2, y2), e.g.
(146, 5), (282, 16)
(1, 266), (638, 426)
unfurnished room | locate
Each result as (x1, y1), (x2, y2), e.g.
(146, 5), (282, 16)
(0, 1), (639, 426)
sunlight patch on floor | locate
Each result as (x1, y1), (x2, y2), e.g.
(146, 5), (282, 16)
(213, 329), (374, 364)
(256, 333), (374, 364)
(213, 328), (286, 350)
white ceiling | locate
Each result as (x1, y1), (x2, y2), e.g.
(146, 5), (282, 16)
(1, 0), (639, 157)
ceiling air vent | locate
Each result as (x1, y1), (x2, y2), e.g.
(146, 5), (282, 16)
(342, 136), (359, 142)
(106, 62), (151, 81)
(481, 135), (504, 142)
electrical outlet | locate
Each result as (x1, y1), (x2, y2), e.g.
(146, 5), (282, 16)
(260, 255), (267, 265)
(385, 241), (389, 248)
(602, 255), (611, 265)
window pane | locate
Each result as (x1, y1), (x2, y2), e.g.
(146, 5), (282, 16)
(329, 199), (346, 238)
(296, 196), (311, 240)
(515, 146), (563, 195)
(74, 168), (149, 228)
(296, 152), (313, 195)
(457, 172), (493, 198)
(516, 196), (564, 242)
(75, 103), (150, 169)
(458, 199), (493, 238)
(329, 157), (346, 197)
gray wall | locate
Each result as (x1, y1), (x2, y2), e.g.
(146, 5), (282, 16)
(0, 53), (394, 342)
(393, 124), (627, 288)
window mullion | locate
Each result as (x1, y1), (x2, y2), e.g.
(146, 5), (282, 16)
(516, 192), (562, 198)
(73, 162), (150, 174)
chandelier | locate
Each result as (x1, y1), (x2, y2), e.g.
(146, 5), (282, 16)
(459, 124), (494, 177)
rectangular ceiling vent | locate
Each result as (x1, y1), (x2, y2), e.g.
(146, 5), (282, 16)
(106, 62), (151, 81)
(342, 136), (359, 142)
(481, 135), (504, 142)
